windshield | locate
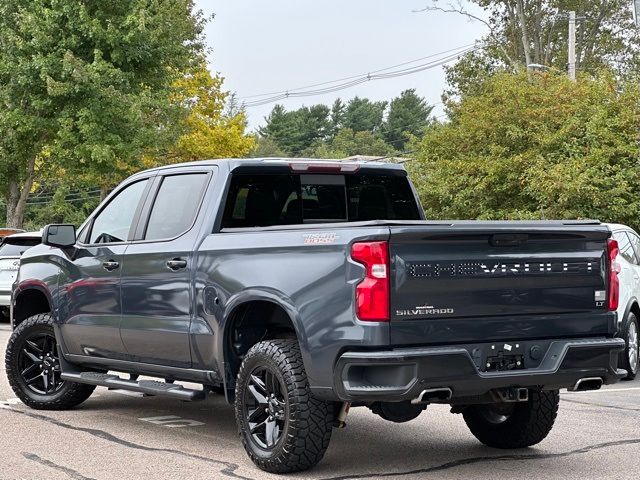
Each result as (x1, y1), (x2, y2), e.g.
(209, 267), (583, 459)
(0, 239), (40, 257)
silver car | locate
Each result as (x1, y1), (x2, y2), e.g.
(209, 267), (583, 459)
(0, 231), (41, 322)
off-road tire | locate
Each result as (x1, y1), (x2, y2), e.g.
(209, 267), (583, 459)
(620, 312), (639, 380)
(463, 389), (559, 449)
(235, 339), (334, 473)
(5, 313), (95, 410)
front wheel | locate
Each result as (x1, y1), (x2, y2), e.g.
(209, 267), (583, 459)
(463, 389), (559, 449)
(620, 313), (639, 380)
(235, 339), (334, 473)
(5, 314), (96, 410)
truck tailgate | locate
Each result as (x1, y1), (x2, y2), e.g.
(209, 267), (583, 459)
(389, 222), (614, 346)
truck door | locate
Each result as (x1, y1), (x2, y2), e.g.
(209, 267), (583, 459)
(58, 178), (151, 359)
(119, 170), (212, 368)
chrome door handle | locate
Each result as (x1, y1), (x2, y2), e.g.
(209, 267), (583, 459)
(166, 259), (187, 271)
(102, 260), (120, 271)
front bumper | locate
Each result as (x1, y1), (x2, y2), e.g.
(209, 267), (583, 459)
(334, 337), (626, 402)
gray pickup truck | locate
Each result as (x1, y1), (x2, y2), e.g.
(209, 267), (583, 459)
(5, 159), (626, 473)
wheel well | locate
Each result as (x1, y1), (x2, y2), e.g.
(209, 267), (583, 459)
(225, 301), (297, 386)
(13, 289), (51, 327)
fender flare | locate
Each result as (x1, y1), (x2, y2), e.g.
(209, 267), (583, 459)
(11, 280), (55, 327)
(220, 287), (307, 354)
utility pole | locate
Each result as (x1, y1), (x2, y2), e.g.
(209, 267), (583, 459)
(568, 11), (576, 81)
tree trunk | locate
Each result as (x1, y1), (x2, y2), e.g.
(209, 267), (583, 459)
(100, 185), (109, 201)
(516, 0), (533, 70)
(5, 157), (36, 229)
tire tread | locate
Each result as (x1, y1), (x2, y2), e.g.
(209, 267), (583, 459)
(235, 339), (334, 473)
(5, 313), (95, 410)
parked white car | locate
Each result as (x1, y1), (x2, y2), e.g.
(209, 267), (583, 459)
(609, 224), (640, 379)
(0, 231), (41, 322)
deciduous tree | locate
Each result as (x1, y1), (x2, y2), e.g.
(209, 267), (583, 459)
(409, 71), (640, 229)
(0, 0), (207, 227)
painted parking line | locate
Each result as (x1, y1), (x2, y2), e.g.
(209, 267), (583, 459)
(138, 415), (205, 428)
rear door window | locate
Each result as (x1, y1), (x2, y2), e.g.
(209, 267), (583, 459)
(144, 173), (209, 240)
(221, 172), (421, 228)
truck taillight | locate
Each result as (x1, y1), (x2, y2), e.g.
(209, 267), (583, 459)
(351, 241), (389, 322)
(608, 238), (620, 311)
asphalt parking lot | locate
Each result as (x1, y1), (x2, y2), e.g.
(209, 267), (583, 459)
(0, 323), (638, 480)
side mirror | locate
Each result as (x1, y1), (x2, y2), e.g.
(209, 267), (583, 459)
(42, 224), (76, 248)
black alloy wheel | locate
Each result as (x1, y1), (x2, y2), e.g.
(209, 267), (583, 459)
(242, 366), (287, 449)
(17, 330), (64, 395)
(5, 314), (96, 410)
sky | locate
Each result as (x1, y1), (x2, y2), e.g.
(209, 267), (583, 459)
(194, 1), (488, 131)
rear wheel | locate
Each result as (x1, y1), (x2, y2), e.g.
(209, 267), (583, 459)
(463, 389), (559, 449)
(5, 314), (95, 410)
(235, 339), (334, 473)
(620, 313), (638, 380)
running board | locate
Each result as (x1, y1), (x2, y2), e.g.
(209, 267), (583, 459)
(60, 371), (205, 401)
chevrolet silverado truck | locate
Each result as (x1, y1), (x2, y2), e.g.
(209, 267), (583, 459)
(5, 159), (626, 473)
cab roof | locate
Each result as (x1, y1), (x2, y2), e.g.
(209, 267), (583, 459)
(136, 157), (406, 176)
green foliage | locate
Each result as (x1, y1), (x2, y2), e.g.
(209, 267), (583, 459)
(409, 71), (640, 229)
(257, 92), (434, 158)
(258, 104), (332, 155)
(308, 128), (396, 158)
(383, 89), (434, 150)
(0, 0), (208, 227)
(441, 0), (640, 98)
(343, 97), (387, 133)
(23, 187), (100, 231)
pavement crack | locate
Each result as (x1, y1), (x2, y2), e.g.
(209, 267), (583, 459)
(22, 452), (97, 480)
(318, 437), (640, 480)
(562, 397), (640, 412)
(3, 409), (255, 480)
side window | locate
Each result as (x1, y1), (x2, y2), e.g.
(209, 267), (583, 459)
(614, 232), (637, 264)
(89, 179), (148, 244)
(627, 232), (640, 265)
(144, 174), (208, 240)
(222, 174), (300, 228)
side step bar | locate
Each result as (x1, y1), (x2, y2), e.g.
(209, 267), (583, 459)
(60, 371), (206, 401)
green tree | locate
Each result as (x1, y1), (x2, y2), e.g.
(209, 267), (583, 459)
(383, 89), (434, 150)
(0, 0), (207, 227)
(309, 128), (396, 159)
(259, 104), (331, 155)
(157, 65), (255, 164)
(330, 98), (346, 137)
(343, 97), (387, 133)
(421, 1), (640, 97)
(250, 136), (287, 158)
(409, 71), (640, 229)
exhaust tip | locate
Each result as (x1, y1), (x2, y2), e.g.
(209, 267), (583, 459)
(569, 377), (603, 392)
(411, 387), (453, 404)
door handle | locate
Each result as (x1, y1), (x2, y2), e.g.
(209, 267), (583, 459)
(166, 258), (187, 271)
(102, 260), (120, 271)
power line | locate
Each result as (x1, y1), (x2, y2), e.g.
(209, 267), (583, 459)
(240, 43), (477, 101)
(242, 45), (480, 108)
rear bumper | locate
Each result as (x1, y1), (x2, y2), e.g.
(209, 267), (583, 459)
(333, 337), (626, 402)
